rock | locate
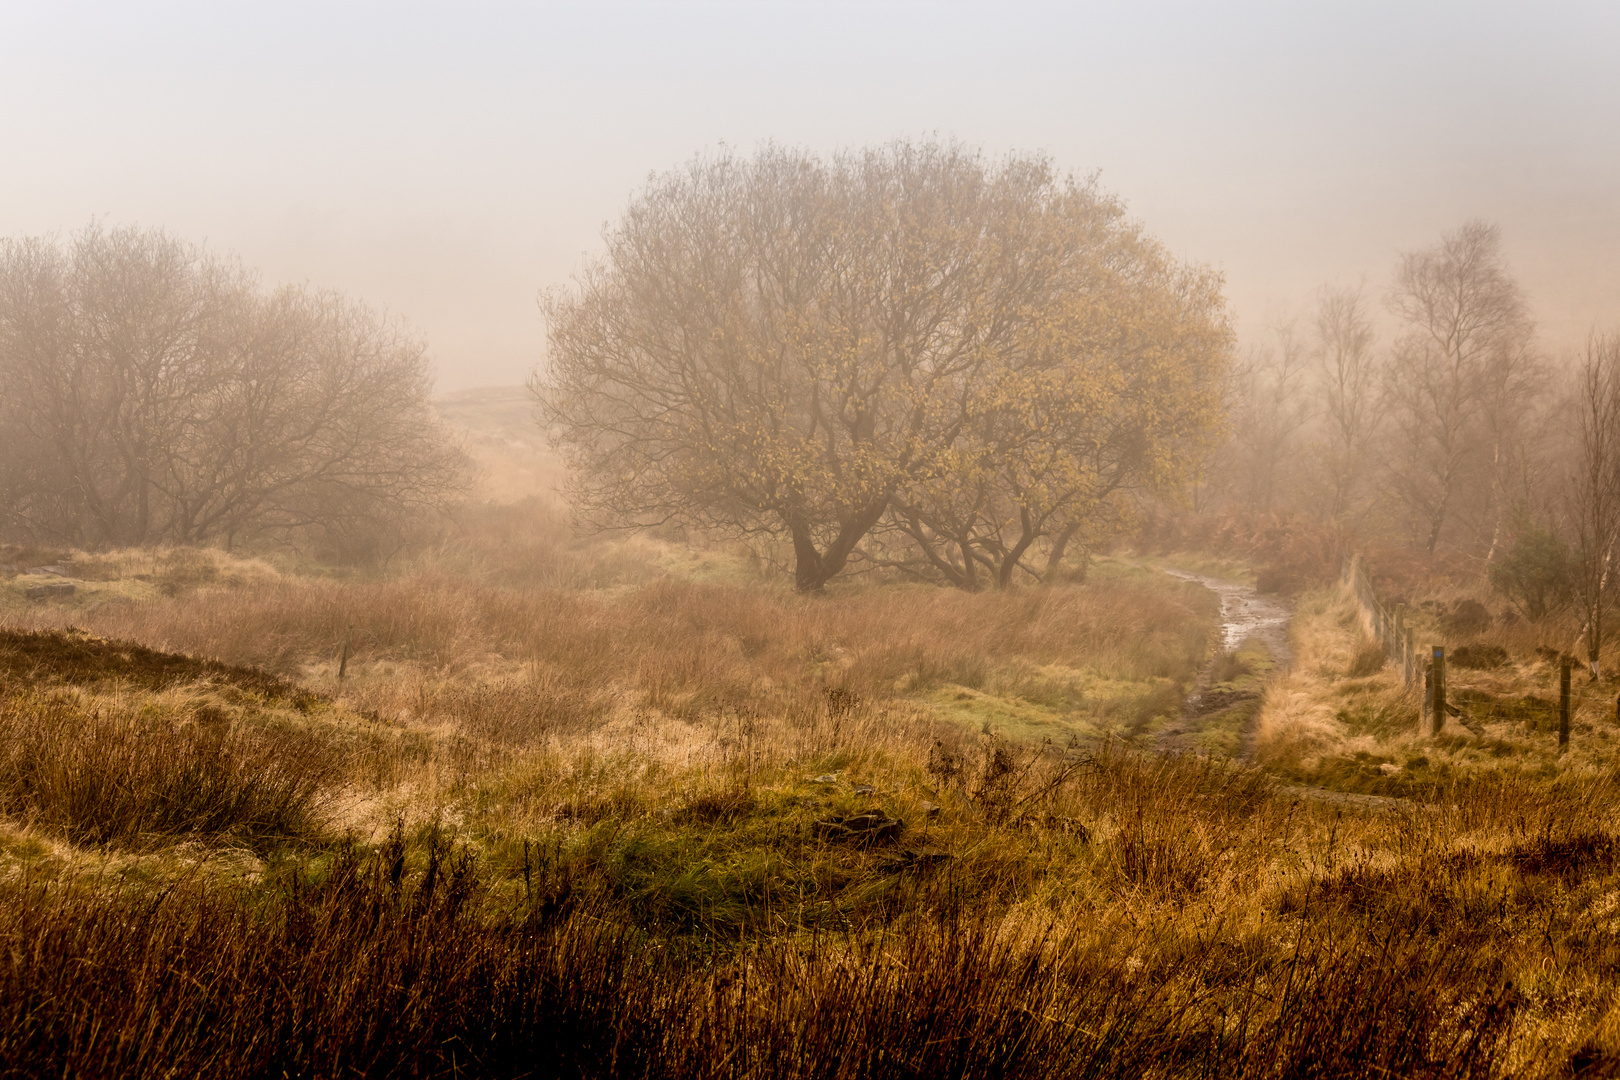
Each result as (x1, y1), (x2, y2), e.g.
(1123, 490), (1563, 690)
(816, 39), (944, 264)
(26, 566), (66, 577)
(25, 582), (75, 600)
(810, 774), (840, 785)
(852, 784), (875, 796)
(1378, 762), (1403, 776)
(811, 809), (905, 845)
(918, 800), (941, 818)
(812, 820), (854, 840)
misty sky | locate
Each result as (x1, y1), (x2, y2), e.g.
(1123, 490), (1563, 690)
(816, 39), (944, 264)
(4, 1), (1618, 392)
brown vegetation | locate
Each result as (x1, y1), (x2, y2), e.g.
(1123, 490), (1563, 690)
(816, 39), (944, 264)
(13, 562), (1210, 724)
(2, 541), (1620, 1076)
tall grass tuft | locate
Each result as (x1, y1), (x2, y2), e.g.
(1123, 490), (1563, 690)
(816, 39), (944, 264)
(0, 688), (329, 849)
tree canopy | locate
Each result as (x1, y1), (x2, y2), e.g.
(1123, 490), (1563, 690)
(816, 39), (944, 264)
(0, 224), (470, 557)
(538, 141), (1232, 590)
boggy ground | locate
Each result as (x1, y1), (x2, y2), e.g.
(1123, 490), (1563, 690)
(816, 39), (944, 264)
(1, 540), (1619, 1077)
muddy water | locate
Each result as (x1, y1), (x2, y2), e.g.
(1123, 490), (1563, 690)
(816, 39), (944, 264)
(1162, 568), (1292, 666)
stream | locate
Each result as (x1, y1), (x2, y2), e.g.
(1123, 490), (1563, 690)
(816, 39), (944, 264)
(1151, 567), (1292, 760)
(1161, 568), (1292, 667)
(1157, 566), (1407, 810)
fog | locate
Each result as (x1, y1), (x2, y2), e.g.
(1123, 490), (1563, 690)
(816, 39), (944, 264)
(3, 1), (1618, 390)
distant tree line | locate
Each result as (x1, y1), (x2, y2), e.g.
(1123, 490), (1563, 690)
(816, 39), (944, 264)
(537, 140), (1232, 592)
(0, 225), (470, 558)
(1198, 219), (1620, 676)
(1212, 222), (1543, 556)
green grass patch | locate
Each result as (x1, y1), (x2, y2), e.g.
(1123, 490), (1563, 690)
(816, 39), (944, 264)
(922, 685), (1086, 743)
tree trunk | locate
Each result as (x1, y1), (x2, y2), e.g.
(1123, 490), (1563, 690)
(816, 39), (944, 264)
(1046, 521), (1082, 579)
(789, 525), (826, 593)
(996, 508), (1038, 589)
(786, 496), (891, 593)
(959, 540), (979, 591)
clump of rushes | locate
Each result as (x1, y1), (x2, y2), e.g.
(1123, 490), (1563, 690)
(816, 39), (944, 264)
(0, 687), (330, 850)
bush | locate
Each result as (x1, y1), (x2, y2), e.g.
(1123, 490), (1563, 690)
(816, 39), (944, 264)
(1439, 599), (1493, 637)
(1489, 525), (1571, 621)
(1451, 643), (1510, 670)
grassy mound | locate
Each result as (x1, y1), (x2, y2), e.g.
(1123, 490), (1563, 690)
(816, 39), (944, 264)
(0, 626), (318, 707)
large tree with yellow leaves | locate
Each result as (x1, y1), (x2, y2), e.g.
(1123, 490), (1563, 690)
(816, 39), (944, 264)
(537, 141), (1231, 591)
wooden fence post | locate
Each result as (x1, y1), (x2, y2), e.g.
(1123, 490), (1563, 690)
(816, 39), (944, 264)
(338, 625), (352, 682)
(1560, 659), (1572, 752)
(1406, 628), (1416, 688)
(1432, 646), (1446, 736)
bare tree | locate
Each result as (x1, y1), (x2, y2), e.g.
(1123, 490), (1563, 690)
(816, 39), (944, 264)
(1310, 284), (1378, 524)
(0, 224), (470, 556)
(538, 142), (1231, 592)
(1223, 322), (1312, 515)
(1382, 221), (1535, 555)
(1567, 334), (1620, 679)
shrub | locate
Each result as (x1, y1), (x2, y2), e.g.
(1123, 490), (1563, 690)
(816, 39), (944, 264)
(1451, 643), (1510, 670)
(1440, 599), (1493, 637)
(1489, 525), (1571, 621)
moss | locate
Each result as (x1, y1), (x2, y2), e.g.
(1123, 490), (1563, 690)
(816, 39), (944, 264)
(921, 685), (1089, 744)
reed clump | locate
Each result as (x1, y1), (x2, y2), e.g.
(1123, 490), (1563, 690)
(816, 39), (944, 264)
(0, 684), (331, 851)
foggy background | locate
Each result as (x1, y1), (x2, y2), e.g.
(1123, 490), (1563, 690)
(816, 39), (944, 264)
(3, 0), (1616, 392)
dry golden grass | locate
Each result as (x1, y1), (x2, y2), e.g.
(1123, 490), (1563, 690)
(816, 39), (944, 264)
(9, 542), (1620, 1075)
(14, 561), (1209, 730)
(1256, 575), (1620, 798)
